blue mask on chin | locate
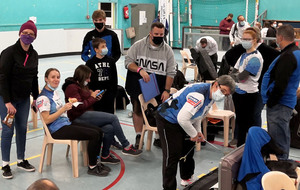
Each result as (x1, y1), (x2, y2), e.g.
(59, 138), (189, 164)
(47, 83), (57, 91)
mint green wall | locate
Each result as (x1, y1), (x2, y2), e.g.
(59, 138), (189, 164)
(259, 0), (300, 20)
(1, 0), (299, 49)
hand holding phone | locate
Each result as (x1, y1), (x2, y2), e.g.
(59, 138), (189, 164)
(96, 89), (106, 97)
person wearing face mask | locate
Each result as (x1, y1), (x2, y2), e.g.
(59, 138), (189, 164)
(155, 75), (235, 189)
(37, 68), (110, 177)
(229, 15), (250, 47)
(124, 22), (177, 149)
(81, 10), (121, 62)
(230, 28), (263, 147)
(0, 20), (39, 179)
(266, 20), (278, 48)
(85, 38), (117, 114)
(261, 24), (300, 159)
(219, 13), (235, 50)
(62, 65), (142, 165)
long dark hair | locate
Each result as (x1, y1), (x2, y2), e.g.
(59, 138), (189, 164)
(73, 65), (92, 89)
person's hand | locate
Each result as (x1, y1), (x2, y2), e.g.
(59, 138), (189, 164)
(190, 132), (205, 143)
(230, 41), (235, 47)
(227, 27), (230, 31)
(91, 90), (100, 98)
(31, 100), (37, 113)
(161, 91), (170, 102)
(5, 103), (16, 115)
(139, 70), (150, 83)
(63, 102), (73, 112)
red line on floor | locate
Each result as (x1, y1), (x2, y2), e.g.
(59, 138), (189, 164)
(208, 140), (235, 149)
(103, 151), (125, 190)
(120, 122), (134, 127)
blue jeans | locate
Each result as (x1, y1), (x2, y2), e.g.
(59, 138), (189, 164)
(0, 96), (30, 162)
(267, 104), (293, 159)
(73, 111), (130, 157)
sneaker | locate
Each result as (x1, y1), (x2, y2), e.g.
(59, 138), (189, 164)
(153, 138), (162, 148)
(122, 144), (142, 156)
(135, 134), (141, 149)
(101, 154), (120, 164)
(180, 177), (195, 186)
(111, 139), (123, 150)
(87, 165), (109, 177)
(98, 163), (111, 172)
(229, 139), (237, 147)
(2, 165), (13, 179)
(17, 160), (35, 172)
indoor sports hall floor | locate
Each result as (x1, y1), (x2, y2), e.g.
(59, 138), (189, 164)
(1, 50), (300, 190)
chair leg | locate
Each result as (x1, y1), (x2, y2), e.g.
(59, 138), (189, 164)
(223, 117), (230, 147)
(181, 68), (187, 76)
(194, 68), (198, 81)
(81, 141), (89, 167)
(139, 128), (146, 150)
(31, 109), (38, 129)
(231, 116), (235, 140)
(71, 141), (79, 178)
(46, 143), (53, 165)
(146, 131), (154, 151)
(39, 138), (47, 173)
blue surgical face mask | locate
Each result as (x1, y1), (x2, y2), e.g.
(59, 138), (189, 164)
(47, 83), (57, 91)
(212, 88), (225, 101)
(241, 40), (253, 50)
(101, 47), (108, 56)
(239, 21), (245, 27)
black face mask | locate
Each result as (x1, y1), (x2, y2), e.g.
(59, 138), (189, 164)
(95, 22), (104, 30)
(152, 36), (164, 45)
(227, 19), (232, 22)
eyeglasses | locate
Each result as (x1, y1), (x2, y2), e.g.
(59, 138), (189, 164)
(21, 32), (35, 37)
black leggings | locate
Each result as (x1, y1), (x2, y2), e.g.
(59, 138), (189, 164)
(51, 123), (103, 166)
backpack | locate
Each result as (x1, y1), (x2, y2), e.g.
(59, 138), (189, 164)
(232, 23), (238, 39)
(172, 70), (188, 90)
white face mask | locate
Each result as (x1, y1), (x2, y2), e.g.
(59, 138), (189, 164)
(212, 88), (225, 101)
(47, 83), (57, 91)
(84, 81), (88, 86)
(241, 40), (253, 50)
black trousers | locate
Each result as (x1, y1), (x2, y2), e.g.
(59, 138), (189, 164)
(52, 122), (103, 166)
(156, 113), (195, 190)
(232, 92), (259, 146)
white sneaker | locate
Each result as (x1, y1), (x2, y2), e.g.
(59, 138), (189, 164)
(180, 177), (194, 186)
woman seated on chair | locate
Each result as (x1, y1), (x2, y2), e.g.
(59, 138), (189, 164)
(36, 68), (109, 177)
(62, 65), (142, 164)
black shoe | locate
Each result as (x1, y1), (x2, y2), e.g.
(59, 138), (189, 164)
(17, 160), (35, 172)
(122, 145), (142, 156)
(135, 134), (141, 149)
(87, 165), (109, 177)
(111, 139), (123, 150)
(2, 165), (13, 179)
(101, 154), (120, 164)
(99, 163), (111, 172)
(153, 138), (162, 148)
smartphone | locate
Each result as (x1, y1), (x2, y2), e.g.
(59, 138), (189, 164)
(96, 89), (106, 97)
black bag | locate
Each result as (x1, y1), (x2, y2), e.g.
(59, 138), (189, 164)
(116, 85), (130, 110)
(172, 70), (188, 90)
(144, 103), (158, 126)
(265, 160), (299, 179)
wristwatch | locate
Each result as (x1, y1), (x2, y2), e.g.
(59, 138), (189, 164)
(164, 89), (170, 93)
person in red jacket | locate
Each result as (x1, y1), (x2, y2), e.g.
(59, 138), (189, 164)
(62, 65), (142, 165)
(219, 13), (235, 50)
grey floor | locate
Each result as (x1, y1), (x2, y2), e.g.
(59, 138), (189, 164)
(1, 50), (300, 190)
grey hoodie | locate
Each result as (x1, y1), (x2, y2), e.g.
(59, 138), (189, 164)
(125, 35), (176, 99)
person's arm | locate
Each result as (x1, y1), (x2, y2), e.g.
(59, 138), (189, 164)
(81, 34), (91, 62)
(267, 53), (297, 107)
(229, 24), (235, 44)
(111, 33), (121, 62)
(177, 93), (205, 141)
(64, 84), (98, 112)
(219, 20), (227, 32)
(37, 96), (72, 124)
(239, 56), (262, 83)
